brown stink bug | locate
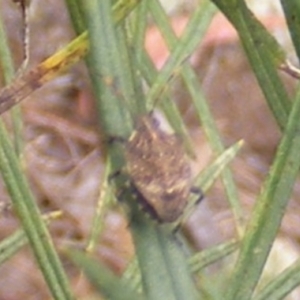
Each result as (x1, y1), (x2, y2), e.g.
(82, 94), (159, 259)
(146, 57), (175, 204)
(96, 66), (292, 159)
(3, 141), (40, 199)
(124, 112), (202, 222)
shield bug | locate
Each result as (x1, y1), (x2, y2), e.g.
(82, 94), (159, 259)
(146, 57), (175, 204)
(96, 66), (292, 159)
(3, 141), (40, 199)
(124, 112), (202, 222)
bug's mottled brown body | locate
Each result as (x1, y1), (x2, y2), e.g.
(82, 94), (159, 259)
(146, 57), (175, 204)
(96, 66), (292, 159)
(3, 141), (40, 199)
(124, 114), (193, 222)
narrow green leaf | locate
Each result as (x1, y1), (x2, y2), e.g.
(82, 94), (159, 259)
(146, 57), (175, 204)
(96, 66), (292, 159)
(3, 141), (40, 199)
(146, 0), (216, 106)
(130, 215), (200, 300)
(86, 161), (114, 253)
(0, 6), (73, 299)
(225, 88), (300, 300)
(122, 239), (239, 296)
(211, 0), (290, 130)
(0, 4), (23, 154)
(178, 140), (243, 227)
(189, 240), (238, 274)
(0, 211), (61, 265)
(194, 140), (244, 193)
(280, 0), (300, 62)
(122, 258), (143, 294)
(0, 123), (73, 300)
(0, 229), (27, 264)
(68, 250), (144, 300)
(255, 259), (300, 300)
(146, 0), (217, 158)
(0, 13), (15, 83)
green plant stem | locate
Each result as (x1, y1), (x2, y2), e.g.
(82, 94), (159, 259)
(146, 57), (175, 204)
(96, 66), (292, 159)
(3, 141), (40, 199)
(80, 0), (200, 299)
(254, 258), (300, 300)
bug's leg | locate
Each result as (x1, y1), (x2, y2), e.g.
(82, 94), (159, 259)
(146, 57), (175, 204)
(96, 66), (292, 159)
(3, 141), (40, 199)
(106, 135), (128, 192)
(108, 169), (131, 204)
(108, 169), (121, 182)
(171, 188), (204, 233)
(106, 136), (127, 144)
(190, 186), (204, 204)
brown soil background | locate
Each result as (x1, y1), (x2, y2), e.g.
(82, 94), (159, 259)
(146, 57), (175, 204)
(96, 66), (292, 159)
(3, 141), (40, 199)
(0, 1), (300, 299)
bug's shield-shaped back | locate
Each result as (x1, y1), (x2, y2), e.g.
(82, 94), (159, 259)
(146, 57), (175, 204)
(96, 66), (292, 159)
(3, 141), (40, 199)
(125, 114), (193, 222)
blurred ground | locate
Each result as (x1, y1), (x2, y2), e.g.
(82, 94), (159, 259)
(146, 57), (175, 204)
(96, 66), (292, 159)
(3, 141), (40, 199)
(0, 0), (300, 299)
